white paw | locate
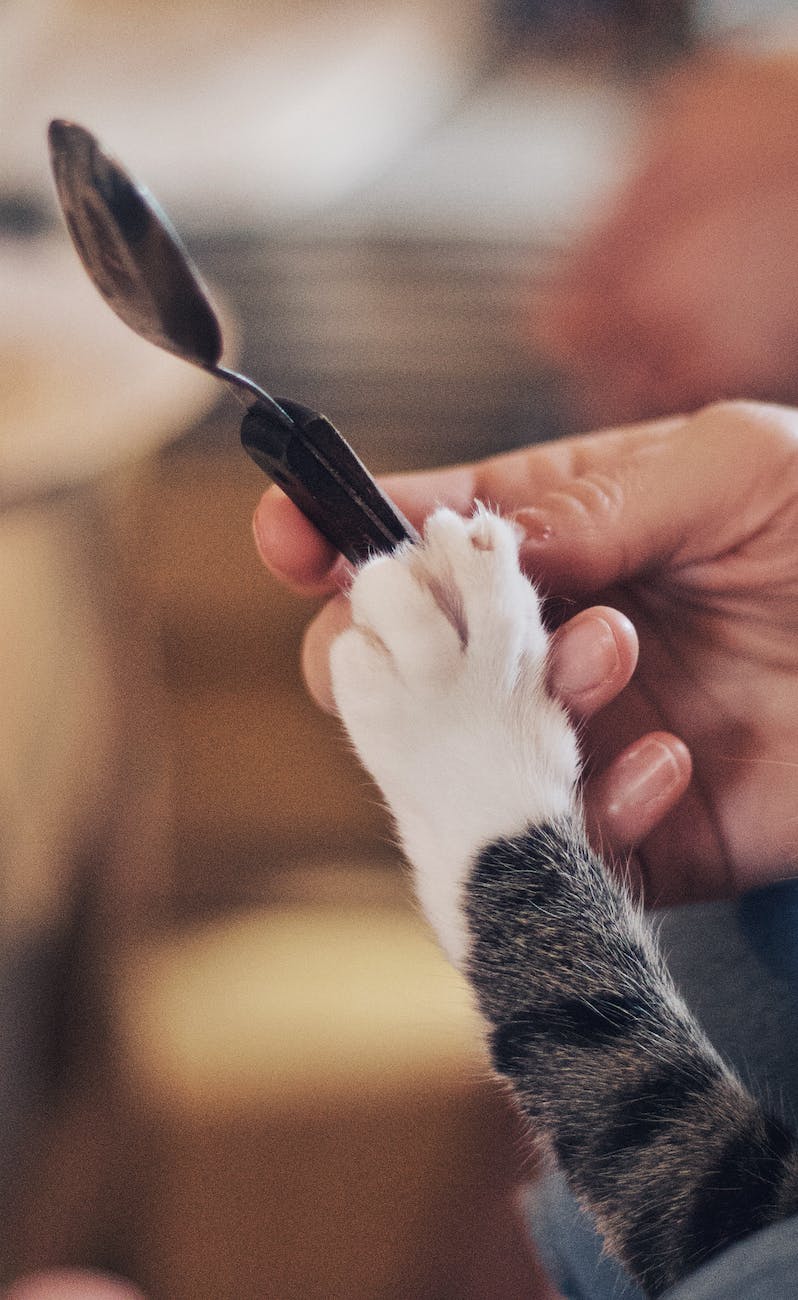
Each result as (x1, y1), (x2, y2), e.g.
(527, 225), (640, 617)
(331, 507), (579, 965)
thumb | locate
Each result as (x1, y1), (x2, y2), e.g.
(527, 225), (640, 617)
(505, 403), (798, 594)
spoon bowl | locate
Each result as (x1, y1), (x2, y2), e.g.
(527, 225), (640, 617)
(48, 120), (223, 369)
(47, 119), (418, 560)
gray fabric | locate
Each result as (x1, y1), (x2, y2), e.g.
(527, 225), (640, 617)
(524, 884), (798, 1297)
(658, 889), (798, 1120)
(529, 1170), (798, 1300)
(528, 1166), (643, 1299)
(662, 1217), (798, 1300)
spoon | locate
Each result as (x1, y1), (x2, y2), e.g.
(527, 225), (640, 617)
(47, 119), (417, 562)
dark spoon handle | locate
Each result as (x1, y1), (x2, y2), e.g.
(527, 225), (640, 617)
(240, 397), (419, 565)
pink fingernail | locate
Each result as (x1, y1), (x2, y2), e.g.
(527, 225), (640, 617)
(555, 617), (619, 696)
(252, 502), (271, 563)
(610, 740), (682, 811)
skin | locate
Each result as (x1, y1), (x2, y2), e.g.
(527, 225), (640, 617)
(6, 1272), (145, 1299)
(253, 401), (798, 909)
(533, 49), (798, 427)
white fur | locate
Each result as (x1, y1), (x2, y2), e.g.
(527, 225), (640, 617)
(331, 507), (580, 967)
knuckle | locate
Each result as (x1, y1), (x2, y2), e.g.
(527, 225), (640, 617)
(696, 401), (798, 499)
(698, 398), (798, 451)
(547, 471), (624, 532)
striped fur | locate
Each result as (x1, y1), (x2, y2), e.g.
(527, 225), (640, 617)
(466, 822), (798, 1295)
(330, 507), (798, 1296)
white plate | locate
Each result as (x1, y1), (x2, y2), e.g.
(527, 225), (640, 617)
(0, 236), (220, 501)
(1, 0), (490, 231)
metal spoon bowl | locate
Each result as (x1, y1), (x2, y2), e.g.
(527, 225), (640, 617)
(46, 119), (417, 561)
(47, 119), (292, 424)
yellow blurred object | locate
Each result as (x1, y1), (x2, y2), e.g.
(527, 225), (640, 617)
(117, 896), (486, 1115)
(0, 501), (113, 937)
(112, 880), (540, 1299)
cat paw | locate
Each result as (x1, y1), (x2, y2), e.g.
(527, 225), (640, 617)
(331, 507), (579, 963)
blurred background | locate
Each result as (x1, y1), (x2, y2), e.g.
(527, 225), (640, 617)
(0, 1), (786, 1297)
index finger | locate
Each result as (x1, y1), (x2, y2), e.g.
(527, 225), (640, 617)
(252, 463), (479, 595)
(251, 412), (697, 596)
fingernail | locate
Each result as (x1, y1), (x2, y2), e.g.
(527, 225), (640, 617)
(609, 739), (682, 812)
(514, 508), (554, 544)
(252, 499), (271, 564)
(554, 617), (619, 696)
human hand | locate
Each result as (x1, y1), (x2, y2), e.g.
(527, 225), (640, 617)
(253, 401), (798, 908)
(6, 1270), (145, 1299)
(533, 50), (798, 426)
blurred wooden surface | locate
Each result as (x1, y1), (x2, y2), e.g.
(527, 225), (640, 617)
(133, 438), (390, 916)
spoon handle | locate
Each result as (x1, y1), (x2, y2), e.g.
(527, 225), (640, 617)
(240, 397), (419, 565)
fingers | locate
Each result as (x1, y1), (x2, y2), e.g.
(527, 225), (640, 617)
(304, 599), (638, 724)
(252, 466), (478, 595)
(255, 402), (798, 604)
(301, 594), (351, 712)
(512, 403), (798, 594)
(252, 415), (683, 594)
(548, 606), (637, 718)
(6, 1271), (146, 1300)
(550, 612), (692, 863)
(252, 486), (348, 596)
(550, 611), (690, 862)
(304, 590), (690, 879)
(584, 732), (692, 859)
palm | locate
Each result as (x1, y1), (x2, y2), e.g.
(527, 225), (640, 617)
(584, 567), (798, 905)
(253, 400), (798, 912)
(534, 50), (798, 426)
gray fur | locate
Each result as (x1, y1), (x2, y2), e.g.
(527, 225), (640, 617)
(465, 820), (798, 1296)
